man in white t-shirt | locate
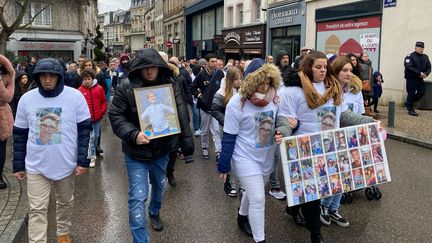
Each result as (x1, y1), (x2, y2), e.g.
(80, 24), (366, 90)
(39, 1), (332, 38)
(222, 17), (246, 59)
(13, 58), (92, 243)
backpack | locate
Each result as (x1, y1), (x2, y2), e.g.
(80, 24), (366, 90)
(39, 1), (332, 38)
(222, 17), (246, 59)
(201, 69), (225, 112)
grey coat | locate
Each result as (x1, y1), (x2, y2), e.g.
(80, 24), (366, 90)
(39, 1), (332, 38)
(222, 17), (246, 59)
(211, 93), (225, 127)
(358, 60), (374, 97)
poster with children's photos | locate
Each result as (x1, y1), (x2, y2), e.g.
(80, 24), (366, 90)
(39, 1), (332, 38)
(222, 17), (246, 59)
(280, 122), (391, 207)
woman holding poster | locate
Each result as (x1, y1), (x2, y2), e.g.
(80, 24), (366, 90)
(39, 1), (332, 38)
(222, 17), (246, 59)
(276, 51), (374, 242)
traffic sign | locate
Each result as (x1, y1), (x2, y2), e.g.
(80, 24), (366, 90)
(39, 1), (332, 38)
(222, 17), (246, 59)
(166, 40), (173, 48)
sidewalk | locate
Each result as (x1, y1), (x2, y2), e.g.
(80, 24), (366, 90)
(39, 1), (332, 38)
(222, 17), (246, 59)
(0, 105), (431, 243)
(0, 142), (28, 243)
(375, 104), (432, 150)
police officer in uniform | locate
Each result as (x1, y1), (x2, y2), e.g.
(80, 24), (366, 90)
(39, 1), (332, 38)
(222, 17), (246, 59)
(404, 41), (431, 116)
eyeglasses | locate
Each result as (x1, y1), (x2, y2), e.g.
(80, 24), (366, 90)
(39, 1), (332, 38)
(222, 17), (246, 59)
(40, 123), (57, 131)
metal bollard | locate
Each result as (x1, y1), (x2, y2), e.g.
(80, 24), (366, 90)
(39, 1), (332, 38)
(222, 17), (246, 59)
(388, 101), (395, 128)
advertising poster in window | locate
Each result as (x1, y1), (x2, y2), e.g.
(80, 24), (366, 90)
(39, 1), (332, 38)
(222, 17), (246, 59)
(316, 16), (381, 71)
(280, 122), (391, 207)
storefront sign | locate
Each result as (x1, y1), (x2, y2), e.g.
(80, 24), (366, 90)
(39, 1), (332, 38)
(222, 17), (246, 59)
(224, 32), (241, 45)
(268, 2), (303, 28)
(316, 16), (381, 71)
(173, 39), (180, 44)
(244, 30), (262, 44)
(18, 42), (74, 50)
(384, 0), (396, 8)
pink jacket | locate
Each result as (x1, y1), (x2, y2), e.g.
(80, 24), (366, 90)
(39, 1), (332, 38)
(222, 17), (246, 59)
(0, 55), (15, 141)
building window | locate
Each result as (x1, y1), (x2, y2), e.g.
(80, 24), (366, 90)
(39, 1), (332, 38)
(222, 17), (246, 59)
(202, 10), (215, 40)
(21, 3), (52, 27)
(216, 6), (223, 34)
(237, 4), (243, 25)
(227, 6), (233, 27)
(192, 14), (201, 40)
(255, 0), (261, 21)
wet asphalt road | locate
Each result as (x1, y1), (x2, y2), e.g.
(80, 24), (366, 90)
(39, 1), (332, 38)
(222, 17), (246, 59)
(19, 118), (432, 242)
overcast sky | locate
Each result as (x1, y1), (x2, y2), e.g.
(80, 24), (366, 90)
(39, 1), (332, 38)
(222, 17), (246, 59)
(98, 0), (131, 13)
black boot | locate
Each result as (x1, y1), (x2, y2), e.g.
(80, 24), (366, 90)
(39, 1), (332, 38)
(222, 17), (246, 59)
(286, 206), (306, 226)
(408, 109), (418, 116)
(311, 233), (325, 243)
(0, 177), (6, 189)
(149, 213), (164, 231)
(167, 172), (177, 187)
(257, 240), (266, 243)
(237, 212), (253, 237)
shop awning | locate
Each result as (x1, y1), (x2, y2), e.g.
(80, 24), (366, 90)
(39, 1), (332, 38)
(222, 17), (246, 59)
(224, 48), (240, 54)
(244, 49), (262, 54)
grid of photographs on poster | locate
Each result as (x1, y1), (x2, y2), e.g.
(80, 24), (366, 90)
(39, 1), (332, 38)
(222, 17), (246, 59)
(280, 122), (391, 207)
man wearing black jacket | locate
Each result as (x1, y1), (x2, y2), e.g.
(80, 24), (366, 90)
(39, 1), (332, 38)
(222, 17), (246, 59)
(109, 48), (194, 242)
(191, 53), (223, 159)
(404, 41), (431, 116)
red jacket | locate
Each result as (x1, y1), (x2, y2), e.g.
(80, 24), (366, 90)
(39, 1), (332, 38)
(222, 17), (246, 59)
(78, 83), (107, 122)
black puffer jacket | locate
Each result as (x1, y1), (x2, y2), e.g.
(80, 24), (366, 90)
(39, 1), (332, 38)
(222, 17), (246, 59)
(275, 50), (293, 81)
(109, 48), (194, 163)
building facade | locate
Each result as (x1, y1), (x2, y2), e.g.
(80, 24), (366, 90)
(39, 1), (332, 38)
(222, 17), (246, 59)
(155, 0), (164, 51)
(184, 0), (224, 59)
(163, 0), (189, 57)
(222, 0), (268, 60)
(266, 0), (306, 61)
(6, 0), (93, 61)
(129, 0), (147, 52)
(304, 0), (432, 105)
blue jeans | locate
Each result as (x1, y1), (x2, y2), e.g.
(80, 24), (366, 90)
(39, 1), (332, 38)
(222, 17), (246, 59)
(321, 193), (343, 212)
(90, 122), (101, 157)
(191, 102), (200, 132)
(125, 154), (169, 243)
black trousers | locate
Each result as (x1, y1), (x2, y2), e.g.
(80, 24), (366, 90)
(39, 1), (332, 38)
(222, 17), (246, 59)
(0, 139), (7, 178)
(406, 78), (426, 109)
(301, 200), (322, 237)
(166, 149), (178, 175)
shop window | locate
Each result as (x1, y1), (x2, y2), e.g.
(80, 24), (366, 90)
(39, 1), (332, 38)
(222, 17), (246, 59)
(21, 2), (52, 27)
(237, 4), (243, 25)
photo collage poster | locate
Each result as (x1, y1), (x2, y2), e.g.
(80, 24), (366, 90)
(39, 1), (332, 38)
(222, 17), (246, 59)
(280, 122), (391, 207)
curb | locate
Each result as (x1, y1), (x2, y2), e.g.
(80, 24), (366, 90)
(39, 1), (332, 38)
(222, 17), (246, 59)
(387, 128), (432, 150)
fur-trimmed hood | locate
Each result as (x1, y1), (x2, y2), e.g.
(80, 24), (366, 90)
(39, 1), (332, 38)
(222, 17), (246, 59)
(0, 54), (16, 87)
(167, 63), (180, 77)
(240, 63), (281, 99)
(348, 74), (363, 94)
(0, 54), (15, 140)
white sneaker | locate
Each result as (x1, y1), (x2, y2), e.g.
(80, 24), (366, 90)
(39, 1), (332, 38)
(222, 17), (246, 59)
(194, 130), (201, 137)
(269, 189), (286, 200)
(90, 159), (96, 168)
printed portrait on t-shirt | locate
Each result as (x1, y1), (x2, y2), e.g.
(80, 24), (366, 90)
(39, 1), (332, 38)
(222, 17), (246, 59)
(316, 106), (337, 131)
(347, 103), (354, 112)
(310, 134), (324, 155)
(36, 108), (62, 145)
(285, 138), (299, 161)
(254, 111), (275, 148)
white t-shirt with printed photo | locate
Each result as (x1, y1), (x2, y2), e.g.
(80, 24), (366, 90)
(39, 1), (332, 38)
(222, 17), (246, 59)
(344, 91), (365, 115)
(224, 94), (279, 177)
(14, 87), (91, 180)
(279, 82), (348, 135)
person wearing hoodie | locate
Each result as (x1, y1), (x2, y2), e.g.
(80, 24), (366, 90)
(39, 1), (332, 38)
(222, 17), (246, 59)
(275, 50), (293, 81)
(78, 69), (107, 168)
(211, 66), (243, 197)
(371, 71), (384, 113)
(108, 48), (194, 242)
(358, 53), (374, 115)
(13, 58), (92, 243)
(0, 54), (15, 190)
(218, 59), (290, 243)
(112, 54), (130, 90)
(11, 71), (29, 118)
(276, 51), (375, 242)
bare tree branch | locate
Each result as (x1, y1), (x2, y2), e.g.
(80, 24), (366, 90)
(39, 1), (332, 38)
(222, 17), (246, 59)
(10, 0), (30, 31)
(16, 0), (63, 30)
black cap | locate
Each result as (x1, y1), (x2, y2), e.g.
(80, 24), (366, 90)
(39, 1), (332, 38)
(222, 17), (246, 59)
(416, 41), (425, 48)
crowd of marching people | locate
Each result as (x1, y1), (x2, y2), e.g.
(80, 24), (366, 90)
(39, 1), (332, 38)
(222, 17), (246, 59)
(0, 46), (392, 243)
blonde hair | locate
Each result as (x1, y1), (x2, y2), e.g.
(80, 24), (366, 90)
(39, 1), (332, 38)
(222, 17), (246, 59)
(224, 67), (242, 105)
